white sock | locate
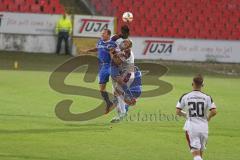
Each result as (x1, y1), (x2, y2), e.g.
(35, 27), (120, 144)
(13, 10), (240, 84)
(127, 72), (135, 87)
(116, 97), (121, 115)
(194, 156), (202, 160)
(118, 96), (126, 114)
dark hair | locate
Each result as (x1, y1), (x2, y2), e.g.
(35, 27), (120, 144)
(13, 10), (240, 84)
(121, 25), (129, 33)
(103, 28), (111, 36)
(121, 25), (130, 38)
(193, 74), (204, 87)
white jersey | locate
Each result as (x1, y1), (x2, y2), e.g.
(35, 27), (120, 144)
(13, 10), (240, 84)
(115, 37), (134, 64)
(176, 90), (216, 133)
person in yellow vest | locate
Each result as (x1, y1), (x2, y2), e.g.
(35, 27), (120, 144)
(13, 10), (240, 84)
(55, 12), (72, 55)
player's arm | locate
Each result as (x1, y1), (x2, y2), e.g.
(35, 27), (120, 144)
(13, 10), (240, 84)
(207, 108), (217, 122)
(85, 47), (98, 53)
(111, 34), (121, 41)
(111, 25), (130, 41)
(176, 108), (187, 118)
(79, 47), (98, 55)
(176, 94), (186, 118)
(109, 48), (116, 58)
(207, 96), (217, 122)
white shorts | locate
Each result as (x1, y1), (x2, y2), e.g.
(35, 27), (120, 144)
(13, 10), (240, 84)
(185, 131), (208, 152)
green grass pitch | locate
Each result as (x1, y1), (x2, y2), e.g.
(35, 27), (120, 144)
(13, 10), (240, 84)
(0, 52), (239, 160)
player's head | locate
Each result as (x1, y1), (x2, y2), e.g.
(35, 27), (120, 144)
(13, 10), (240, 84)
(101, 28), (111, 41)
(121, 25), (130, 39)
(119, 39), (132, 51)
(192, 74), (204, 90)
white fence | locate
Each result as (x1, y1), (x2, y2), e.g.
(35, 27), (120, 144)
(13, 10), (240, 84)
(0, 12), (60, 35)
(73, 15), (115, 38)
(131, 37), (240, 63)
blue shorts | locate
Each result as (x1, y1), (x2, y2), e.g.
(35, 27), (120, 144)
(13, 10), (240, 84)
(130, 86), (142, 98)
(128, 68), (142, 99)
(99, 63), (110, 84)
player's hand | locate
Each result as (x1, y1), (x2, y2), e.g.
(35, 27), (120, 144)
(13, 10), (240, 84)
(124, 97), (136, 106)
(109, 48), (116, 54)
(79, 49), (89, 53)
(207, 117), (211, 122)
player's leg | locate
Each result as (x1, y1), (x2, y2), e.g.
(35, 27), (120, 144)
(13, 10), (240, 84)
(110, 95), (121, 123)
(124, 71), (135, 113)
(123, 68), (142, 106)
(192, 151), (203, 160)
(99, 83), (113, 108)
(185, 131), (203, 160)
(199, 133), (208, 159)
(99, 65), (113, 112)
(118, 96), (127, 116)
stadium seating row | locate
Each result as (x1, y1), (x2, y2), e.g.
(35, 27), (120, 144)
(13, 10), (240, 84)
(90, 0), (240, 40)
(0, 0), (64, 14)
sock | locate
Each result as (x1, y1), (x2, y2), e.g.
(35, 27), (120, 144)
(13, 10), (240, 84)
(125, 104), (129, 112)
(116, 96), (122, 115)
(100, 91), (112, 106)
(118, 97), (126, 114)
(194, 156), (202, 160)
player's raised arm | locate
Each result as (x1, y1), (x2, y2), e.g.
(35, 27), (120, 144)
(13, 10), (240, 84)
(111, 25), (130, 41)
(78, 47), (98, 56)
(83, 47), (98, 53)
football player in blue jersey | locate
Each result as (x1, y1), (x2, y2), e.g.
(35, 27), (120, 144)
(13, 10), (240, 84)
(83, 29), (117, 113)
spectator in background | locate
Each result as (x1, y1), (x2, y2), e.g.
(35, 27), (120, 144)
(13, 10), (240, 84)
(55, 12), (72, 55)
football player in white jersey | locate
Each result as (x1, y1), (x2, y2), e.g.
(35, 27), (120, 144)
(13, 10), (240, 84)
(110, 25), (135, 121)
(109, 39), (141, 123)
(176, 74), (217, 160)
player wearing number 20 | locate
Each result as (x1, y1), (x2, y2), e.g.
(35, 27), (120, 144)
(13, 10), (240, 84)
(176, 74), (217, 160)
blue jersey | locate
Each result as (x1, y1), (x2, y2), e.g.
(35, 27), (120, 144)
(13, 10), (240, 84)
(96, 38), (117, 64)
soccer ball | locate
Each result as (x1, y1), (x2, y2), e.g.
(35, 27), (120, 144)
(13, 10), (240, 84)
(122, 12), (133, 22)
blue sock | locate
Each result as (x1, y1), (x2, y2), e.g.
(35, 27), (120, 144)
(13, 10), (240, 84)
(125, 105), (129, 112)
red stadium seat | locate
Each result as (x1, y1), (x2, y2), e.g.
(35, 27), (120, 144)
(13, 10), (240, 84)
(15, 0), (25, 5)
(25, 0), (35, 4)
(0, 0), (64, 14)
(88, 0), (240, 39)
(49, 0), (59, 5)
(0, 4), (6, 11)
(43, 6), (53, 14)
(19, 4), (30, 12)
(30, 4), (41, 13)
(8, 4), (19, 12)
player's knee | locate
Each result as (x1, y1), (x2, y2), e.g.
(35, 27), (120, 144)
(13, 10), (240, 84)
(99, 84), (106, 92)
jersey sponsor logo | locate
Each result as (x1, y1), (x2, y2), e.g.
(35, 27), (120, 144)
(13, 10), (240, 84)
(143, 40), (173, 55)
(79, 19), (110, 33)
